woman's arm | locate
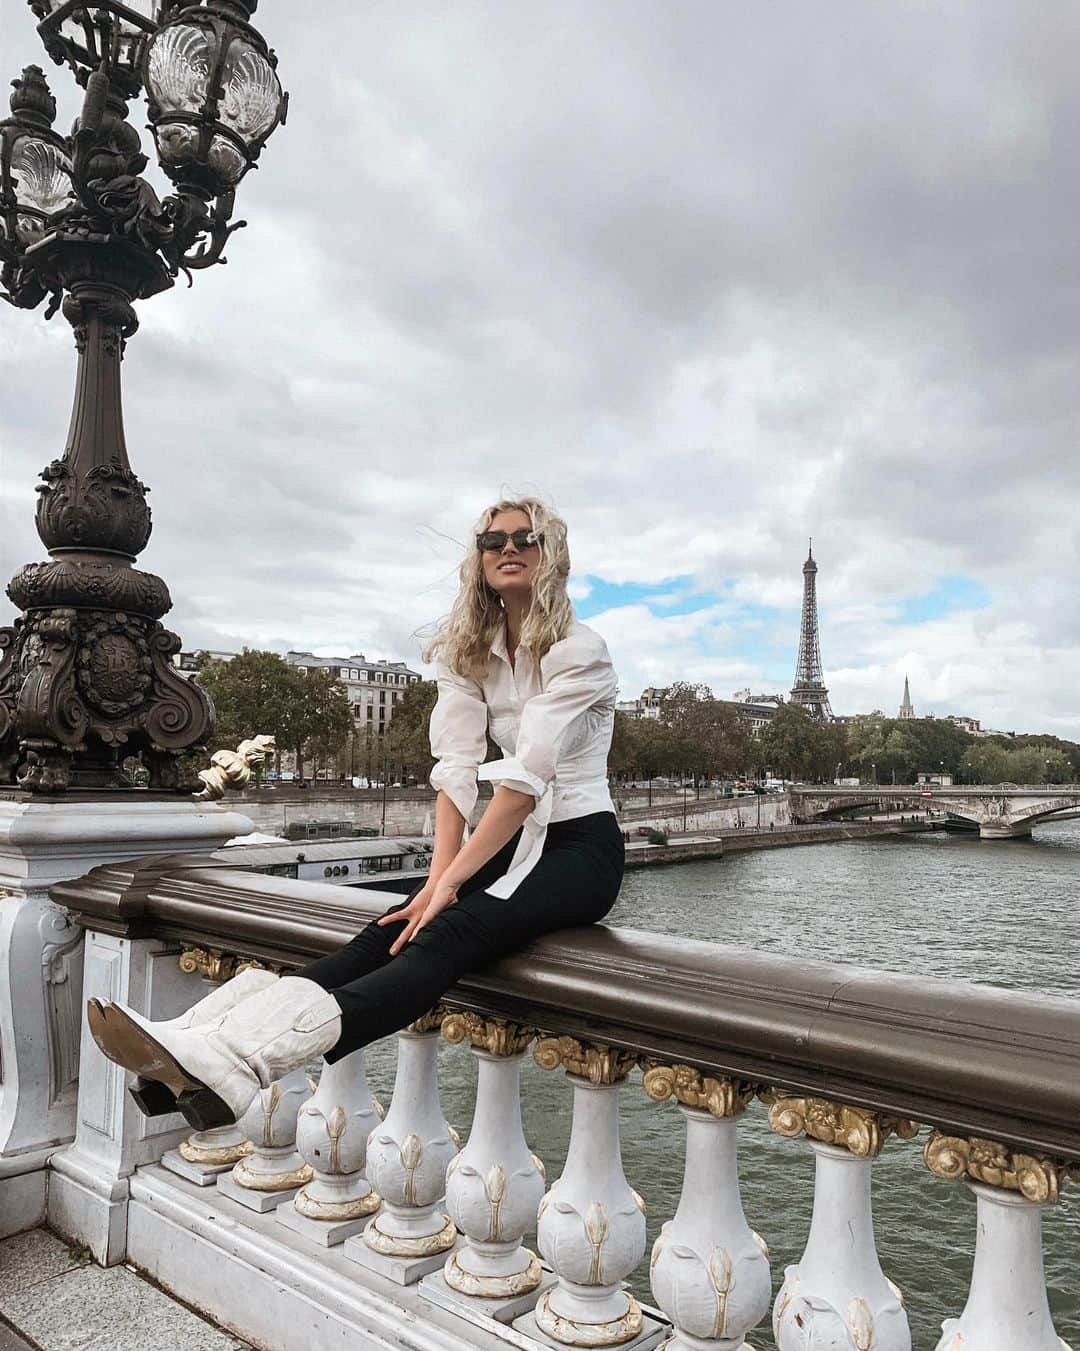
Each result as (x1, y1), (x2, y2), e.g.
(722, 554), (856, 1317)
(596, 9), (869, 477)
(379, 785), (533, 954)
(437, 785), (535, 889)
(427, 788), (467, 886)
(378, 660), (489, 952)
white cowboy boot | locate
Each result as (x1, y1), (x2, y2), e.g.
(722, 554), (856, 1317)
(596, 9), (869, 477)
(88, 976), (342, 1132)
(128, 967), (280, 1117)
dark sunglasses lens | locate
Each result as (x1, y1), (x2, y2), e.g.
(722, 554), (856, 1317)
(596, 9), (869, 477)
(476, 530), (543, 551)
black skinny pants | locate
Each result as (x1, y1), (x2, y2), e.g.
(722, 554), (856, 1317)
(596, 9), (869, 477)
(300, 811), (624, 1062)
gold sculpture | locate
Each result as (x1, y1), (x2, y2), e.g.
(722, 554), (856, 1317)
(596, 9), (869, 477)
(179, 947), (279, 983)
(193, 734), (277, 801)
(533, 1034), (639, 1085)
(923, 1130), (1075, 1204)
(406, 1006), (449, 1035)
(641, 1061), (757, 1118)
(762, 1091), (919, 1158)
(441, 1010), (536, 1057)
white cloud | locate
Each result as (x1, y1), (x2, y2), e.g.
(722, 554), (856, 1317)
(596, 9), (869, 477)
(1, 3), (1077, 734)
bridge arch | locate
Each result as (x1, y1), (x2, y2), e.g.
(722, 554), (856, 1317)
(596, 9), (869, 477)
(791, 785), (1080, 839)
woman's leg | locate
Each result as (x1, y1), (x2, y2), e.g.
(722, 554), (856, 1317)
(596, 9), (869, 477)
(324, 813), (624, 1061)
(298, 830), (524, 992)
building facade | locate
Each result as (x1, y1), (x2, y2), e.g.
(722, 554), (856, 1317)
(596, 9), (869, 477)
(284, 652), (422, 741)
(729, 690), (784, 739)
(616, 687), (669, 719)
(173, 648), (423, 780)
(284, 652), (423, 779)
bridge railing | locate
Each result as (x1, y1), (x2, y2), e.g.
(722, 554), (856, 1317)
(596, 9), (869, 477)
(51, 854), (1078, 1351)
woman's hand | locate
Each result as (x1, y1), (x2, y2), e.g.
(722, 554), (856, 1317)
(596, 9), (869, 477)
(377, 877), (460, 957)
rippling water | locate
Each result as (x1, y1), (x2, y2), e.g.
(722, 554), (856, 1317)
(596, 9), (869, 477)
(363, 821), (1080, 1348)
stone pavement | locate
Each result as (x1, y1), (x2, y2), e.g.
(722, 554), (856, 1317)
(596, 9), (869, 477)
(0, 1229), (253, 1351)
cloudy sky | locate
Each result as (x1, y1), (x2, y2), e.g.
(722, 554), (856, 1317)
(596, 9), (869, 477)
(2, 3), (1078, 734)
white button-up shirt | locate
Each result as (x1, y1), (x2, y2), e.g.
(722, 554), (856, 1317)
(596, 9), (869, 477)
(428, 619), (618, 898)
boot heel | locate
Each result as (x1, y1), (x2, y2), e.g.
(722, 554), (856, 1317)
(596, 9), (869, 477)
(128, 1078), (179, 1118)
(176, 1086), (236, 1132)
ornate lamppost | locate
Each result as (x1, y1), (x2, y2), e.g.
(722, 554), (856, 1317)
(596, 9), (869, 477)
(0, 1), (286, 792)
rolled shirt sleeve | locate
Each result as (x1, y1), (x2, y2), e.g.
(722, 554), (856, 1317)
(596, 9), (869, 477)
(477, 630), (618, 804)
(428, 662), (488, 822)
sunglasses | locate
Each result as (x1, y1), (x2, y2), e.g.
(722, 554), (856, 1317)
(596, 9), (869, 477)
(476, 529), (544, 552)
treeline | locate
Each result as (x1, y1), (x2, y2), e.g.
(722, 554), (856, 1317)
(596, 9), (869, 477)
(843, 715), (1079, 784)
(191, 652), (1080, 786)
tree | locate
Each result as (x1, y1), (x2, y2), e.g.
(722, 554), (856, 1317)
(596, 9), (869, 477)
(196, 651), (351, 780)
(848, 716), (972, 784)
(658, 683), (754, 783)
(385, 679), (439, 783)
(960, 741), (1074, 786)
(758, 704), (849, 782)
(761, 704), (824, 781)
(298, 669), (353, 778)
(960, 741), (1012, 785)
(620, 716), (673, 783)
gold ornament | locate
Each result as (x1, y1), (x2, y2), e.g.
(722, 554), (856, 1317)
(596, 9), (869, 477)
(762, 1092), (919, 1158)
(406, 1006), (448, 1035)
(533, 1034), (638, 1085)
(923, 1131), (1073, 1204)
(440, 1010), (536, 1057)
(641, 1061), (757, 1118)
(193, 734), (276, 801)
(178, 948), (277, 983)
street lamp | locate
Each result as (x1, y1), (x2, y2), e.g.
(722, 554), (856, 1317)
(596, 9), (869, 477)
(0, 1), (287, 792)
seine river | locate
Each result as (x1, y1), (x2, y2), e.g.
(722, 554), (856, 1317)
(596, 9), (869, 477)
(365, 820), (1080, 1348)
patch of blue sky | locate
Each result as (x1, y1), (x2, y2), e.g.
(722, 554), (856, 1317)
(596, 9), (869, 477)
(894, 575), (991, 625)
(573, 574), (715, 618)
(576, 574), (795, 685)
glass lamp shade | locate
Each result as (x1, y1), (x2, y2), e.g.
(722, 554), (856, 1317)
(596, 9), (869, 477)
(0, 65), (75, 252)
(218, 39), (282, 147)
(5, 132), (76, 242)
(146, 22), (212, 112)
(145, 10), (285, 195)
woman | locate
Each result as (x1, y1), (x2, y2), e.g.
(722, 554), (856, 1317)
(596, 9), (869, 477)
(87, 496), (624, 1131)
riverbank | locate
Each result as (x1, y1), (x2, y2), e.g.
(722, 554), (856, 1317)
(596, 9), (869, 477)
(623, 818), (928, 868)
(232, 786), (792, 838)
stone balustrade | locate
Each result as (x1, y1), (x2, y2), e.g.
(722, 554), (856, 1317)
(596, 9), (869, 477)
(11, 855), (1075, 1350)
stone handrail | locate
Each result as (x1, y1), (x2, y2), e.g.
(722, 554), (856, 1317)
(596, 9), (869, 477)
(48, 852), (1079, 1350)
(51, 851), (1080, 1160)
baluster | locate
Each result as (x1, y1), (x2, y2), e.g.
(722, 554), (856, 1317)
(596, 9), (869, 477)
(642, 1064), (770, 1351)
(344, 1011), (461, 1285)
(515, 1036), (666, 1349)
(216, 1067), (313, 1213)
(419, 1012), (553, 1321)
(163, 1122), (251, 1186)
(924, 1132), (1075, 1351)
(275, 1048), (383, 1246)
(767, 1095), (915, 1351)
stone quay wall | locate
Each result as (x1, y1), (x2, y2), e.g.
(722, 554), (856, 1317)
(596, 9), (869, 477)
(233, 785), (751, 838)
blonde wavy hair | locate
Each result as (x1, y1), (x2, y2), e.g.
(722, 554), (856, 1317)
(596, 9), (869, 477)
(424, 497), (574, 679)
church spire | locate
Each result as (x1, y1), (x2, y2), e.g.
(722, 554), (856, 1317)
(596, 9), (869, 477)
(898, 674), (915, 720)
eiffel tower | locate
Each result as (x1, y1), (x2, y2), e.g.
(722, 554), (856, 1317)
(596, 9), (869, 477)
(790, 540), (834, 719)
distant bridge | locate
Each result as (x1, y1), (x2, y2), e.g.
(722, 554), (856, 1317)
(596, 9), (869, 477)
(791, 784), (1080, 839)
